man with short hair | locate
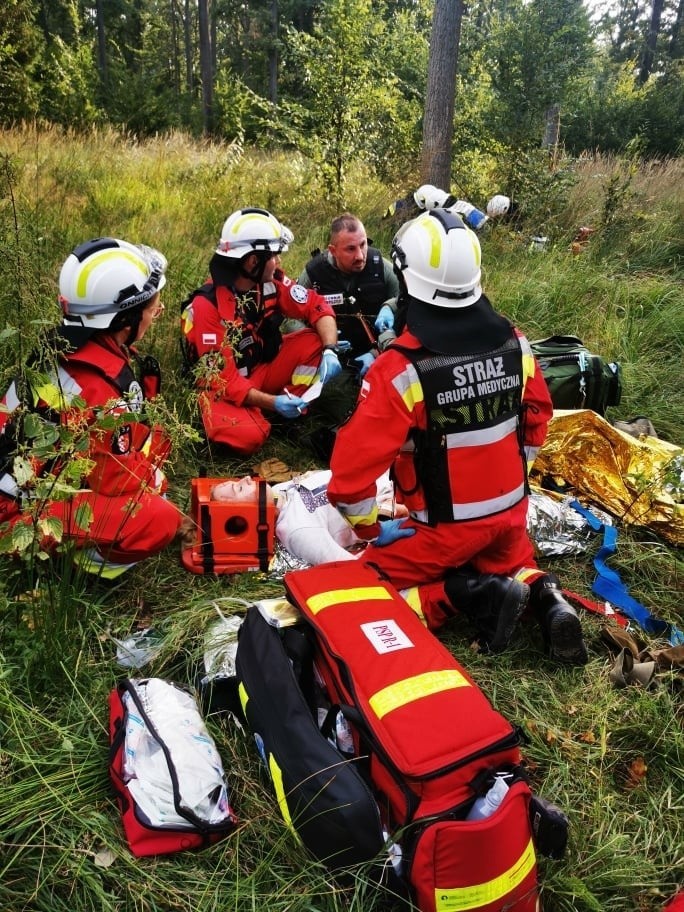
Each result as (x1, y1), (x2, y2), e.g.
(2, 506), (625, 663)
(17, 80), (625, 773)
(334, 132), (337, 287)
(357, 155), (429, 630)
(298, 213), (400, 373)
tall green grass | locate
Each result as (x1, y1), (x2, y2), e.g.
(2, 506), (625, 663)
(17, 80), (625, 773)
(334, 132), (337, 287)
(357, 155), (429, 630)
(0, 126), (682, 912)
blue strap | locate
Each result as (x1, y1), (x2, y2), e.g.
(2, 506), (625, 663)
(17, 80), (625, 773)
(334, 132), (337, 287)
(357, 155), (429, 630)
(570, 500), (684, 646)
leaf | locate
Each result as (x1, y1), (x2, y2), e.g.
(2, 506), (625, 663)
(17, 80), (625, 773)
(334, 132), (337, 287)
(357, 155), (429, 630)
(12, 456), (35, 487)
(38, 516), (63, 543)
(74, 502), (94, 533)
(625, 756), (648, 789)
(579, 730), (596, 743)
(11, 524), (36, 552)
(22, 412), (43, 439)
(93, 848), (116, 868)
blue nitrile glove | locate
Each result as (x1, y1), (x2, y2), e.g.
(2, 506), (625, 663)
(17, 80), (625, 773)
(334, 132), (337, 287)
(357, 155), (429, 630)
(354, 351), (376, 379)
(319, 348), (342, 385)
(374, 304), (395, 333)
(274, 394), (307, 419)
(336, 339), (352, 354)
(375, 517), (416, 547)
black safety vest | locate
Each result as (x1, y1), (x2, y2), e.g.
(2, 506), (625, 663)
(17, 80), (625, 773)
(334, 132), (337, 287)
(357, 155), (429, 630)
(394, 335), (526, 524)
(304, 248), (388, 318)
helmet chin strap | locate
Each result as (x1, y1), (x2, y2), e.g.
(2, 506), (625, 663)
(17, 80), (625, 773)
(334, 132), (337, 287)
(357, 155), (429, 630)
(239, 252), (271, 284)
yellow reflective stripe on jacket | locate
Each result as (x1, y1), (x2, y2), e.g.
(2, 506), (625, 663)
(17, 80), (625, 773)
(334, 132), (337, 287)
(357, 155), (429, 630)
(434, 838), (536, 911)
(334, 495), (379, 530)
(369, 669), (470, 719)
(400, 586), (427, 624)
(520, 336), (535, 392)
(306, 586), (393, 616)
(391, 362), (424, 412)
(291, 363), (318, 387)
(33, 366), (82, 411)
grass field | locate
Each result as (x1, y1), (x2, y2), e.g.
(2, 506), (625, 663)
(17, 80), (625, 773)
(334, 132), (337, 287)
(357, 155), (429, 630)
(0, 126), (682, 912)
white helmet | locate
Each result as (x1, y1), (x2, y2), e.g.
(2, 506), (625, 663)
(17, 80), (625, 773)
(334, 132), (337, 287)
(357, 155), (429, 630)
(391, 209), (482, 308)
(486, 194), (511, 218)
(59, 238), (167, 330)
(414, 184), (450, 210)
(216, 207), (290, 258)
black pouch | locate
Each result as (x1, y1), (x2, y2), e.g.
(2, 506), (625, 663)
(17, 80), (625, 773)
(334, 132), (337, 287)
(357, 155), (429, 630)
(528, 794), (569, 860)
(235, 605), (387, 873)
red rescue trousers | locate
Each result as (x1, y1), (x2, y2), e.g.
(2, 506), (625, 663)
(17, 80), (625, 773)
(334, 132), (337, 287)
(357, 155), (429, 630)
(199, 329), (323, 455)
(1, 489), (180, 565)
(356, 498), (546, 629)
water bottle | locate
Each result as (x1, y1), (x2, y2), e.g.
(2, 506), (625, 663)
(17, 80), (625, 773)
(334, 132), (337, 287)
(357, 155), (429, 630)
(466, 774), (510, 821)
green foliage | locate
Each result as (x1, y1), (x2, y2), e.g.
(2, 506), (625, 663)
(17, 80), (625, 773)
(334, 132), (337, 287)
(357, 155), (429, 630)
(0, 0), (43, 124)
(484, 0), (593, 148)
(282, 0), (413, 201)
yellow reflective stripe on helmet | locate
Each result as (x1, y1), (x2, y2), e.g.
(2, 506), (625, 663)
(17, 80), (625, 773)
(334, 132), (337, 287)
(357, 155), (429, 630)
(306, 586), (393, 616)
(434, 838), (536, 911)
(229, 211), (274, 238)
(238, 681), (249, 714)
(466, 226), (481, 268)
(77, 249), (147, 299)
(423, 216), (443, 268)
(369, 669), (470, 719)
(269, 752), (299, 838)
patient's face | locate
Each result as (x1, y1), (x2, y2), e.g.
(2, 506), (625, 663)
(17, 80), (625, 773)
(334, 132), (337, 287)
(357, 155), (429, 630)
(212, 476), (274, 505)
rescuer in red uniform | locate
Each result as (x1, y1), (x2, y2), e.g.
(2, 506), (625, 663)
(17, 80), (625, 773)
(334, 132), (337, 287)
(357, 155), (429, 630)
(181, 207), (341, 456)
(327, 209), (588, 664)
(0, 238), (181, 579)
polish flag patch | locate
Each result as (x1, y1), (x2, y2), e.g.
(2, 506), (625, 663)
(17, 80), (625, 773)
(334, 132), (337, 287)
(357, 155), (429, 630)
(202, 333), (217, 346)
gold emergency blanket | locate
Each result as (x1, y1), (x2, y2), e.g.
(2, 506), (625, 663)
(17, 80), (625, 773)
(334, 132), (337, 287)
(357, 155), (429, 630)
(531, 410), (683, 547)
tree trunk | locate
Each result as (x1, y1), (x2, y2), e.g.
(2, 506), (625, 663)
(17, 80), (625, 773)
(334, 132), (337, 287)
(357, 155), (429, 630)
(638, 0), (665, 83)
(198, 0), (214, 135)
(184, 0), (194, 94)
(542, 102), (561, 163)
(269, 0), (279, 104)
(669, 0), (683, 58)
(421, 0), (464, 189)
(95, 0), (108, 90)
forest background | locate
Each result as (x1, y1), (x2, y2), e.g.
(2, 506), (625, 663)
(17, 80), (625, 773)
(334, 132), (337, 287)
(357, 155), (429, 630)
(1, 0), (683, 911)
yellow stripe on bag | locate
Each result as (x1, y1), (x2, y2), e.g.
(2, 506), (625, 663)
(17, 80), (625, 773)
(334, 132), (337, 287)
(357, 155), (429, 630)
(306, 586), (393, 616)
(268, 753), (300, 840)
(238, 681), (249, 714)
(434, 838), (536, 911)
(369, 669), (470, 719)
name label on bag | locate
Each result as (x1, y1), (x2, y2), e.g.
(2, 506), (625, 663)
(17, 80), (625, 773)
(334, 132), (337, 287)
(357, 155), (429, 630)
(361, 620), (414, 653)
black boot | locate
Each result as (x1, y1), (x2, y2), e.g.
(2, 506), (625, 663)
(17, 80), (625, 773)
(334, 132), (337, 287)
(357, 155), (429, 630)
(444, 572), (530, 654)
(530, 573), (588, 666)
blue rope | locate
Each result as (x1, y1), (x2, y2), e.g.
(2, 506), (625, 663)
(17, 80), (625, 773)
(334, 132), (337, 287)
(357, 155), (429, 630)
(570, 500), (684, 646)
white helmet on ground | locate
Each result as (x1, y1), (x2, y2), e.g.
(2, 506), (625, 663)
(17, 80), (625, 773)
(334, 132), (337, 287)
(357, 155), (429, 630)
(391, 209), (482, 308)
(486, 194), (511, 218)
(59, 238), (167, 330)
(216, 207), (290, 258)
(414, 184), (450, 210)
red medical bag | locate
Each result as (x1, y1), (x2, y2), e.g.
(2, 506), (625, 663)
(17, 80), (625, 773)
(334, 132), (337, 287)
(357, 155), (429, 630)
(284, 562), (540, 912)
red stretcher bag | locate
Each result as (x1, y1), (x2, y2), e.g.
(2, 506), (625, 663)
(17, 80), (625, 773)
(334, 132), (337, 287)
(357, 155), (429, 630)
(284, 562), (541, 912)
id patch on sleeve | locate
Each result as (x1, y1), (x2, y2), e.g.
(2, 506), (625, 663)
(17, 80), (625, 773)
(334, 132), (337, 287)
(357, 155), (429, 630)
(289, 284), (309, 304)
